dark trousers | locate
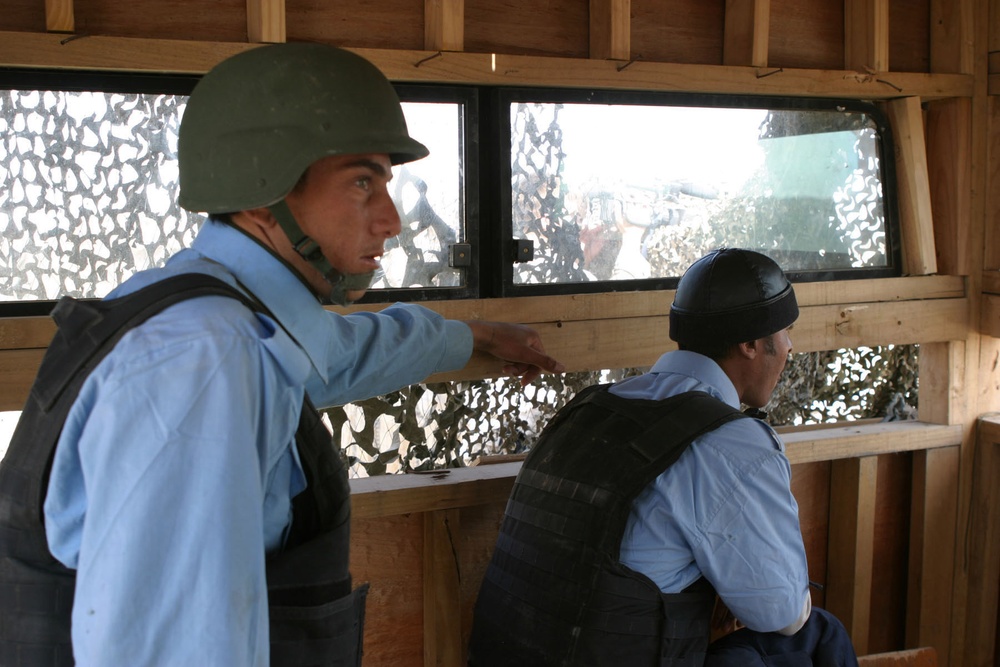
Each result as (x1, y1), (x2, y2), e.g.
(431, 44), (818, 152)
(705, 608), (859, 667)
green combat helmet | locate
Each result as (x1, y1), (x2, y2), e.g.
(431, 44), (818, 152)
(178, 42), (429, 305)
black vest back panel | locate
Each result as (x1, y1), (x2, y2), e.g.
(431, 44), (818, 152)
(0, 274), (362, 667)
(468, 384), (747, 667)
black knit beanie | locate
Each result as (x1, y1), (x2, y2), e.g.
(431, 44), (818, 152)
(669, 248), (799, 345)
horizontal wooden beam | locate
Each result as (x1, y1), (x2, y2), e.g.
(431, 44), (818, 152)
(426, 296), (968, 384)
(0, 31), (973, 100)
(351, 461), (521, 519)
(781, 421), (962, 464)
(0, 275), (964, 352)
(0, 285), (969, 411)
(349, 421), (961, 519)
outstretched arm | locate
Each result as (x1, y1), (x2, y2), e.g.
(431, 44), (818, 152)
(464, 320), (565, 386)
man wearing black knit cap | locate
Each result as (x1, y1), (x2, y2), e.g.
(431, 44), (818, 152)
(468, 248), (858, 666)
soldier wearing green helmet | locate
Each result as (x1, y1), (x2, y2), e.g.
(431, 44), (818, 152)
(177, 42), (431, 307)
(0, 43), (564, 667)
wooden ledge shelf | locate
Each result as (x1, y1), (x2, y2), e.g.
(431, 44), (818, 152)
(350, 420), (962, 519)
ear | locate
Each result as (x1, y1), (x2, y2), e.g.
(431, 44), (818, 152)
(735, 339), (759, 360)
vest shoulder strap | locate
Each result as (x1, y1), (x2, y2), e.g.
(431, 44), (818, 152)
(1, 273), (261, 529)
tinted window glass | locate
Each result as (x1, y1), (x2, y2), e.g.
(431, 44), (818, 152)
(504, 93), (896, 294)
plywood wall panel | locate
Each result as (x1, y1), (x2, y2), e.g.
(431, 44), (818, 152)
(458, 502), (507, 658)
(70, 0), (247, 42)
(465, 0), (589, 58)
(889, 0), (930, 73)
(0, 0), (46, 33)
(351, 514), (425, 665)
(286, 0), (424, 51)
(769, 0), (845, 70)
(630, 0), (725, 65)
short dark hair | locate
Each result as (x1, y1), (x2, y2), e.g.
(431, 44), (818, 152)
(677, 339), (739, 362)
(679, 330), (782, 362)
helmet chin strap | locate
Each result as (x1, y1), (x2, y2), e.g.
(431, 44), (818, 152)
(268, 200), (374, 306)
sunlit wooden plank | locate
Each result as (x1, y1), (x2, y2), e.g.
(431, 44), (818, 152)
(845, 0), (888, 72)
(44, 0), (74, 33)
(884, 97), (938, 276)
(425, 0), (464, 52)
(423, 509), (463, 666)
(247, 0), (286, 43)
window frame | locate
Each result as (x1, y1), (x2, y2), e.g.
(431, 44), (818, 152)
(0, 70), (902, 316)
(487, 86), (902, 298)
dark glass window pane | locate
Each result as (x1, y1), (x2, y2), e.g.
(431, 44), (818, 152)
(509, 101), (891, 287)
(376, 101), (466, 290)
(0, 85), (466, 302)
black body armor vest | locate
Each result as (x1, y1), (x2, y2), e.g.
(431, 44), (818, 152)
(467, 384), (748, 667)
(0, 273), (366, 667)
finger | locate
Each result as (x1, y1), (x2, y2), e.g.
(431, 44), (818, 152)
(501, 363), (542, 386)
(511, 346), (565, 374)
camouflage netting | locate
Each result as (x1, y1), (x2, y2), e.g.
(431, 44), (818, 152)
(324, 103), (916, 476)
(0, 90), (918, 477)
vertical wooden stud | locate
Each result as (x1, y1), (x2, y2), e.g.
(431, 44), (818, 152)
(917, 342), (965, 427)
(986, 98), (1000, 272)
(425, 0), (464, 52)
(925, 99), (973, 276)
(906, 447), (959, 663)
(844, 0), (889, 72)
(960, 418), (1000, 667)
(826, 456), (878, 654)
(424, 509), (463, 667)
(884, 97), (939, 276)
(590, 0), (631, 61)
(931, 0), (975, 75)
(723, 0), (770, 67)
(247, 0), (286, 44)
(45, 0), (74, 33)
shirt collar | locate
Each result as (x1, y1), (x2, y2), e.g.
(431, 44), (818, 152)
(649, 350), (742, 409)
(190, 218), (333, 382)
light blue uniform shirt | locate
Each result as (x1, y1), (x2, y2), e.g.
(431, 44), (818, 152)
(615, 350), (809, 633)
(43, 219), (473, 666)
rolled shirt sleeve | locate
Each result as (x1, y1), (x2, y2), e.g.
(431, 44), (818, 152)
(617, 350), (810, 635)
(685, 419), (810, 632)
